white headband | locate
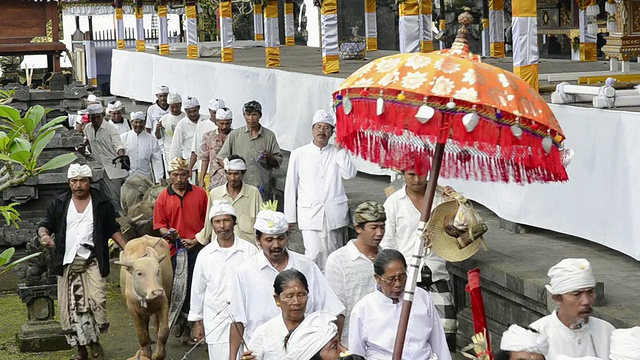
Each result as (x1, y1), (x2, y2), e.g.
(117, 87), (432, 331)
(167, 93), (182, 105)
(209, 200), (237, 220)
(546, 258), (596, 295)
(312, 109), (335, 127)
(208, 98), (226, 111)
(216, 108), (233, 120)
(130, 111), (146, 121)
(183, 96), (200, 109)
(223, 158), (246, 171)
(68, 164), (92, 179)
(500, 325), (549, 355)
(86, 103), (104, 115)
(155, 85), (169, 94)
(254, 210), (288, 234)
(107, 101), (122, 112)
(285, 311), (338, 360)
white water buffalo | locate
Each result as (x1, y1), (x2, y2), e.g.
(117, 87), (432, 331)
(116, 235), (173, 360)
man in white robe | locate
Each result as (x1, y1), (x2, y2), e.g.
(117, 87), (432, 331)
(498, 324), (549, 360)
(284, 109), (357, 271)
(188, 98), (224, 186)
(120, 111), (163, 184)
(189, 200), (258, 360)
(146, 85), (170, 133)
(381, 172), (457, 348)
(530, 258), (615, 360)
(609, 327), (640, 360)
(157, 92), (186, 177)
(228, 209), (345, 359)
(169, 97), (205, 164)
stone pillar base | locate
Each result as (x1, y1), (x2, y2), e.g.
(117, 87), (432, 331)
(16, 320), (71, 353)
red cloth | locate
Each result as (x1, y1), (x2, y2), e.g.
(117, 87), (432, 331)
(465, 267), (493, 359)
(153, 183), (208, 256)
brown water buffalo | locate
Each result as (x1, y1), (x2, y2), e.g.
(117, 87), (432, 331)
(116, 235), (173, 360)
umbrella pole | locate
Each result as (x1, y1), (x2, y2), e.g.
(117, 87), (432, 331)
(392, 140), (446, 360)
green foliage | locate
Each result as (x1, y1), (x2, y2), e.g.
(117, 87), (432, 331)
(0, 104), (77, 193)
(0, 203), (20, 228)
(0, 89), (15, 105)
(0, 248), (41, 276)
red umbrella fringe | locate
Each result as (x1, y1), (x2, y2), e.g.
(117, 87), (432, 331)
(334, 97), (568, 184)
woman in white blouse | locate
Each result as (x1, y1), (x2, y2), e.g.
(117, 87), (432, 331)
(242, 269), (310, 360)
(348, 249), (452, 360)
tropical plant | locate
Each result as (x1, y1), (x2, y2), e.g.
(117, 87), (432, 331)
(0, 89), (15, 105)
(0, 103), (75, 276)
(0, 247), (41, 276)
(0, 104), (77, 193)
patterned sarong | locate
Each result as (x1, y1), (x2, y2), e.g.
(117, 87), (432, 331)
(58, 256), (108, 346)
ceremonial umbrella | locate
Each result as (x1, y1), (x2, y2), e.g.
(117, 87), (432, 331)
(331, 8), (570, 360)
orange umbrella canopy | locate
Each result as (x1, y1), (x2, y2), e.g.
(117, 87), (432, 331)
(332, 14), (568, 184)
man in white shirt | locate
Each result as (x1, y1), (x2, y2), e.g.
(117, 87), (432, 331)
(146, 85), (170, 133)
(120, 111), (163, 184)
(106, 100), (130, 135)
(82, 103), (129, 214)
(382, 170), (457, 348)
(156, 93), (186, 177)
(188, 98), (225, 187)
(498, 324), (549, 360)
(325, 201), (385, 345)
(169, 97), (205, 165)
(199, 107), (233, 190)
(284, 109), (357, 271)
(228, 209), (346, 359)
(195, 156), (263, 246)
(530, 258), (615, 359)
(37, 164), (126, 360)
(189, 200), (258, 360)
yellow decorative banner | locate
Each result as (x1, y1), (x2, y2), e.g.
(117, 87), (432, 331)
(399, 1), (419, 16)
(115, 8), (124, 20)
(187, 44), (198, 58)
(580, 42), (597, 62)
(513, 0), (536, 17)
(420, 40), (433, 53)
(366, 37), (378, 51)
(489, 0), (504, 11)
(323, 54), (339, 74)
(158, 4), (168, 17)
(514, 63), (539, 92)
(321, 0), (337, 15)
(136, 40), (145, 52)
(482, 18), (489, 29)
(135, 7), (143, 19)
(186, 5), (197, 18)
(222, 47), (234, 62)
(266, 46), (280, 67)
(117, 39), (125, 50)
(159, 43), (169, 54)
(265, 1), (278, 18)
(490, 42), (505, 57)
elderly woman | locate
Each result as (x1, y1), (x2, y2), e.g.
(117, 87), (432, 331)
(348, 249), (451, 360)
(241, 269), (310, 359)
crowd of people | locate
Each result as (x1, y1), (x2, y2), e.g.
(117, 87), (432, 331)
(35, 86), (640, 360)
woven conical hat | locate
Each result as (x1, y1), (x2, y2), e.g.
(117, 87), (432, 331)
(427, 199), (484, 262)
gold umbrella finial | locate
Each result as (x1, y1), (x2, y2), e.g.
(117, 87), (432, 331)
(452, 7), (474, 51)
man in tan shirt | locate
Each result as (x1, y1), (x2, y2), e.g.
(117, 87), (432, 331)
(196, 155), (263, 245)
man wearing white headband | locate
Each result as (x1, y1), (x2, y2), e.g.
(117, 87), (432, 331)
(170, 97), (206, 173)
(157, 92), (186, 177)
(189, 200), (258, 360)
(199, 106), (233, 190)
(120, 111), (163, 184)
(530, 258), (615, 360)
(146, 85), (170, 133)
(497, 324), (549, 360)
(284, 109), (357, 271)
(217, 100), (283, 200)
(81, 103), (129, 214)
(37, 163), (126, 360)
(107, 100), (131, 135)
(188, 98), (227, 188)
(195, 155), (262, 245)
(610, 327), (640, 360)
(154, 156), (209, 344)
(228, 209), (345, 360)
